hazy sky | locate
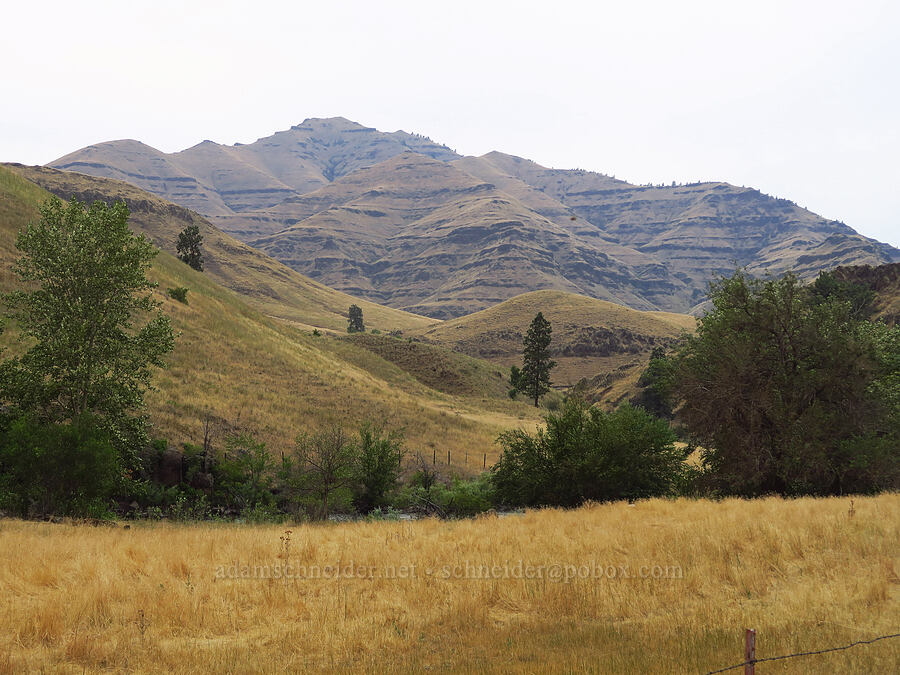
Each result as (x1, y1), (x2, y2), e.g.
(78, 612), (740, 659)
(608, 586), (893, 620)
(2, 0), (898, 246)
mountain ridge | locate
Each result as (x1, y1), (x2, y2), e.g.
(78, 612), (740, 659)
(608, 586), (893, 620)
(48, 117), (900, 318)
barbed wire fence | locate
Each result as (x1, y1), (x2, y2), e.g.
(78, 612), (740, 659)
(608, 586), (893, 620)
(704, 629), (900, 674)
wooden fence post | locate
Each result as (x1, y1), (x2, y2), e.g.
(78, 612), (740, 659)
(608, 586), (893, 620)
(447, 450), (450, 465)
(744, 628), (756, 675)
(483, 453), (486, 469)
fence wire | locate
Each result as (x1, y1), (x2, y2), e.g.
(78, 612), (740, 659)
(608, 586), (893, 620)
(704, 631), (900, 674)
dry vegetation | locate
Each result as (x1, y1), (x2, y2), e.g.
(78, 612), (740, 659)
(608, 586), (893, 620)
(0, 165), (542, 468)
(5, 164), (434, 333)
(1, 494), (897, 673)
(413, 289), (697, 401)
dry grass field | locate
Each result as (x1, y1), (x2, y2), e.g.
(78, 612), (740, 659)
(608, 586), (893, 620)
(1, 494), (897, 673)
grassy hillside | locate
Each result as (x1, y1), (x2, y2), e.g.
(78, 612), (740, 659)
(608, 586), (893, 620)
(1, 494), (897, 673)
(4, 164), (434, 333)
(0, 166), (540, 468)
(413, 289), (696, 400)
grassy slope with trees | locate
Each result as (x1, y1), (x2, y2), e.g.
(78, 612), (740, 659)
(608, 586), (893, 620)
(413, 289), (697, 406)
(0, 166), (542, 470)
(5, 164), (434, 333)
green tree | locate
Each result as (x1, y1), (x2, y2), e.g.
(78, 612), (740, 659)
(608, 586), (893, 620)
(215, 433), (275, 511)
(492, 399), (683, 507)
(0, 196), (175, 461)
(0, 413), (121, 518)
(176, 225), (204, 271)
(631, 346), (677, 418)
(673, 270), (898, 496)
(289, 426), (358, 519)
(520, 312), (556, 406)
(352, 423), (404, 514)
(347, 304), (365, 333)
(811, 270), (875, 320)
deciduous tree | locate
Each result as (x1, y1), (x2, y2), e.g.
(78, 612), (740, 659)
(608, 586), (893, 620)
(347, 304), (365, 333)
(0, 196), (175, 460)
(176, 225), (204, 271)
(673, 270), (898, 496)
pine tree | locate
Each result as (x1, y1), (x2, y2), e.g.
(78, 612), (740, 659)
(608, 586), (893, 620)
(176, 225), (204, 271)
(520, 312), (556, 407)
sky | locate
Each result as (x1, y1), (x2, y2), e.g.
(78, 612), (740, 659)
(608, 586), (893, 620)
(2, 0), (898, 247)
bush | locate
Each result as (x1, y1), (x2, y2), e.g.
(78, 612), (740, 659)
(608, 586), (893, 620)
(214, 433), (275, 511)
(493, 399), (683, 507)
(352, 424), (404, 514)
(439, 474), (495, 517)
(166, 286), (189, 304)
(390, 472), (495, 518)
(0, 414), (121, 518)
(283, 426), (357, 519)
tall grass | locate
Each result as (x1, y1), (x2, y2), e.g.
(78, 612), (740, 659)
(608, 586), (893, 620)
(1, 494), (897, 673)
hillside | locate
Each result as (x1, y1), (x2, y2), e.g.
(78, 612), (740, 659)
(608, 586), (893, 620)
(412, 289), (696, 403)
(5, 164), (433, 333)
(48, 118), (900, 319)
(244, 153), (676, 318)
(0, 165), (541, 468)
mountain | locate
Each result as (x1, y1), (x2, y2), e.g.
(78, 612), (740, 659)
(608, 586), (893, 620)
(49, 118), (900, 318)
(0, 164), (546, 467)
(49, 117), (458, 216)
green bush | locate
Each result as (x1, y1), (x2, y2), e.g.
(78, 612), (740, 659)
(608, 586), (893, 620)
(440, 474), (495, 516)
(353, 424), (404, 514)
(493, 399), (683, 507)
(0, 414), (121, 518)
(214, 433), (275, 511)
(166, 286), (189, 304)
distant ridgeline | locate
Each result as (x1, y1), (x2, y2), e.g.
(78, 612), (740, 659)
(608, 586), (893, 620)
(48, 117), (900, 319)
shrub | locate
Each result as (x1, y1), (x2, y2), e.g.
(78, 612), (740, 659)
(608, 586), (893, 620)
(0, 413), (121, 518)
(352, 424), (404, 514)
(440, 474), (495, 517)
(214, 433), (275, 511)
(284, 426), (357, 519)
(493, 399), (683, 507)
(166, 286), (189, 304)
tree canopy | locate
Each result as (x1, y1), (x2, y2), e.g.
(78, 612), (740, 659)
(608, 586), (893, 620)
(672, 270), (898, 496)
(176, 225), (204, 271)
(0, 196), (175, 459)
(347, 304), (365, 333)
(493, 399), (683, 507)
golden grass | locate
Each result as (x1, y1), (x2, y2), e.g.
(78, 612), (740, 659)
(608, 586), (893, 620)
(411, 289), (697, 395)
(415, 289), (693, 347)
(5, 164), (435, 333)
(0, 165), (541, 467)
(1, 494), (897, 673)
